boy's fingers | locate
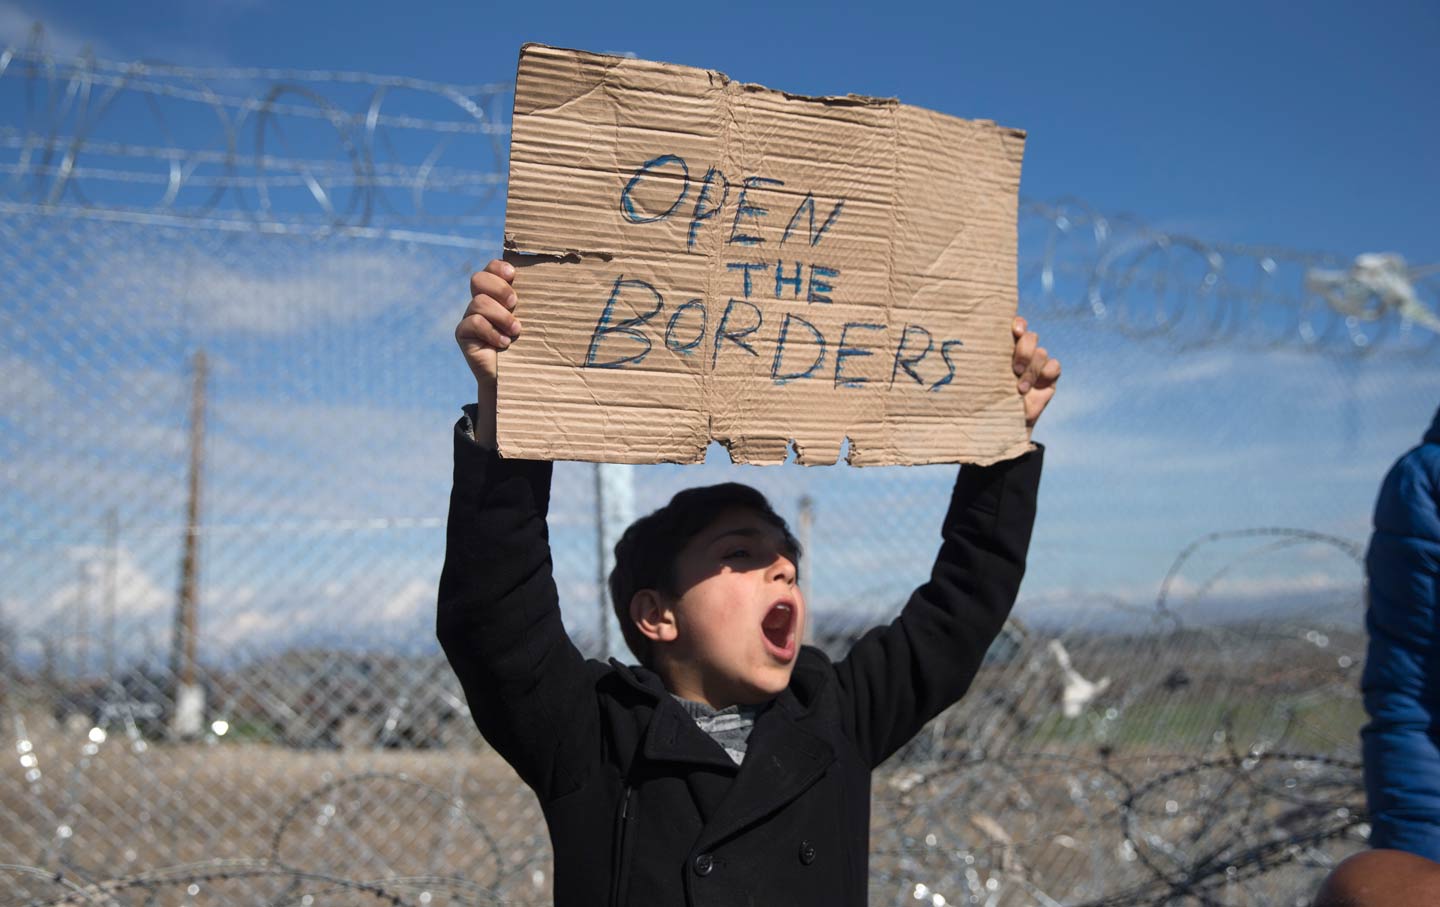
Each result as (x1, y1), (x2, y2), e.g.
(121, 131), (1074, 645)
(1018, 346), (1048, 393)
(464, 294), (521, 337)
(460, 295), (521, 339)
(470, 269), (518, 309)
(1024, 384), (1057, 427)
(1037, 356), (1062, 385)
(1013, 316), (1027, 338)
(1021, 357), (1061, 427)
(458, 311), (514, 349)
(484, 258), (515, 282)
(469, 274), (518, 310)
(1013, 330), (1038, 376)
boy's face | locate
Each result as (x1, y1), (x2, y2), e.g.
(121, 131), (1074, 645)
(653, 506), (804, 708)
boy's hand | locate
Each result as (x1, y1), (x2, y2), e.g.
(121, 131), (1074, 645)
(1011, 316), (1061, 431)
(457, 259), (521, 386)
(456, 259), (520, 446)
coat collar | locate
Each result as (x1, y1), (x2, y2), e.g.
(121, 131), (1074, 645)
(605, 654), (837, 809)
(695, 687), (835, 850)
(607, 659), (738, 771)
(606, 648), (830, 718)
(1427, 406), (1440, 446)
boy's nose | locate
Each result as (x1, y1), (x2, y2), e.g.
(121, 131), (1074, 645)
(771, 556), (797, 585)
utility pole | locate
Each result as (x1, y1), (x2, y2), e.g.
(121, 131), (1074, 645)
(593, 465), (607, 659)
(74, 559), (89, 679)
(170, 350), (206, 739)
(594, 464), (634, 660)
(104, 509), (118, 679)
(797, 495), (814, 640)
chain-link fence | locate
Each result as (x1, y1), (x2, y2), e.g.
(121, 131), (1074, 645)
(3, 37), (1439, 906)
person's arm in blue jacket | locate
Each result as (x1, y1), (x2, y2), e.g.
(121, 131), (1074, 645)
(1362, 413), (1440, 860)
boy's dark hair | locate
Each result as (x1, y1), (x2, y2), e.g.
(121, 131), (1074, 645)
(609, 483), (802, 666)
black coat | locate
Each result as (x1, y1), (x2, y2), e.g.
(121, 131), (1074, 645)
(437, 413), (1043, 906)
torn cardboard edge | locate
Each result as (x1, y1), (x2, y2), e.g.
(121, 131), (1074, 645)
(497, 44), (1030, 467)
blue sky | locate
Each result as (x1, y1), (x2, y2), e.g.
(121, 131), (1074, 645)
(2, 0), (1438, 664)
(10, 0), (1439, 259)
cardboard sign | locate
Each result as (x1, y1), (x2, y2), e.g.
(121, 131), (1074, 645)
(498, 44), (1031, 466)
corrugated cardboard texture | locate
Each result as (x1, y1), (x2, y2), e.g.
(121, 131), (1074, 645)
(498, 44), (1030, 466)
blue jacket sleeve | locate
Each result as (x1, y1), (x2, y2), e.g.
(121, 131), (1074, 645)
(1362, 437), (1440, 858)
(833, 445), (1042, 768)
(435, 408), (601, 800)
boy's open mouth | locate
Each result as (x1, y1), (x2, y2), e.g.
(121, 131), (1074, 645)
(761, 601), (797, 660)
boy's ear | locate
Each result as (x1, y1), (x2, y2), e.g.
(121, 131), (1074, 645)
(629, 589), (678, 644)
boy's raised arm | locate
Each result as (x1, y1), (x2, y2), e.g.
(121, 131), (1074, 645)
(833, 318), (1057, 767)
(436, 260), (599, 799)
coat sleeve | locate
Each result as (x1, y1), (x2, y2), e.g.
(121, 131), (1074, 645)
(833, 445), (1042, 768)
(435, 407), (599, 800)
(1361, 442), (1440, 858)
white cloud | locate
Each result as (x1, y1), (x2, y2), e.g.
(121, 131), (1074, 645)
(1146, 350), (1242, 387)
(1016, 567), (1364, 632)
(1160, 570), (1358, 601)
(0, 3), (114, 59)
(200, 395), (455, 523)
(4, 544), (170, 640)
(213, 605), (291, 648)
(0, 354), (63, 416)
(95, 246), (451, 337)
(0, 1), (259, 71)
(375, 577), (432, 623)
(1028, 379), (1114, 432)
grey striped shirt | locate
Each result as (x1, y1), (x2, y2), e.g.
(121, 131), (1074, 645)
(672, 696), (767, 765)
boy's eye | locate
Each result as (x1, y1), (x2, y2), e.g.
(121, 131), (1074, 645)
(723, 548), (751, 560)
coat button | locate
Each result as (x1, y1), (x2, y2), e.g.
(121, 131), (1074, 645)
(694, 853), (714, 876)
(799, 841), (817, 865)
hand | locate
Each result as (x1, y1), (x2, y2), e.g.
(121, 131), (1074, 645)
(457, 259), (521, 385)
(1011, 316), (1060, 431)
(456, 259), (521, 446)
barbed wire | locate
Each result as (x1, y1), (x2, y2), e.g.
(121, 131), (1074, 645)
(1155, 528), (1365, 624)
(1019, 198), (1439, 357)
(2, 28), (1436, 355)
(0, 26), (511, 243)
(0, 744), (1367, 906)
(5, 857), (502, 907)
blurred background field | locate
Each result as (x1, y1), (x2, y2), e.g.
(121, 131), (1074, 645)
(2, 618), (1372, 905)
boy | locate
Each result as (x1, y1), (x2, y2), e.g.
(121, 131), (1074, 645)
(438, 259), (1059, 906)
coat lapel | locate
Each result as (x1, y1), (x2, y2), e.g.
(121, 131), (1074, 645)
(609, 659), (739, 772)
(695, 689), (835, 850)
(641, 697), (746, 771)
(606, 656), (837, 835)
